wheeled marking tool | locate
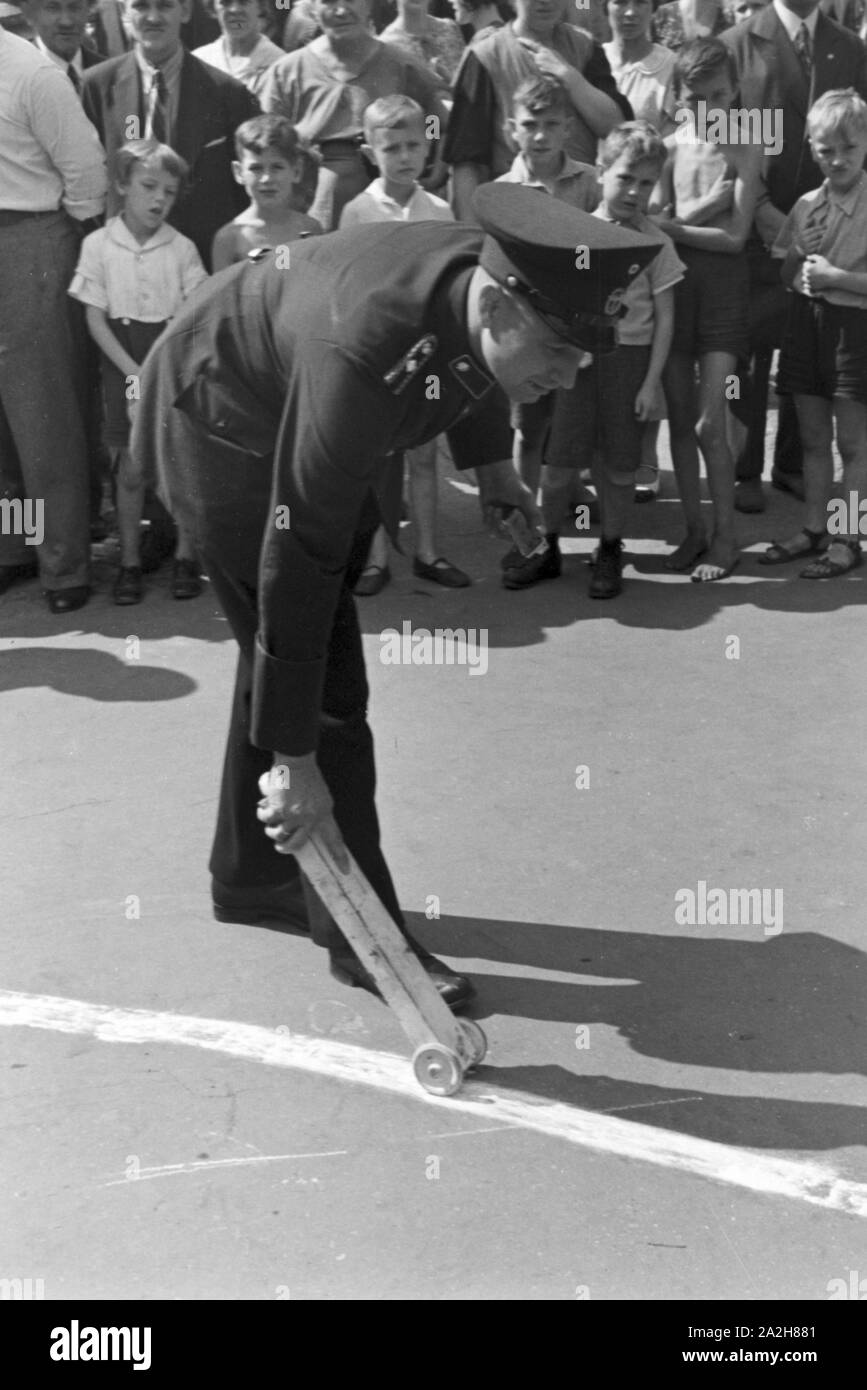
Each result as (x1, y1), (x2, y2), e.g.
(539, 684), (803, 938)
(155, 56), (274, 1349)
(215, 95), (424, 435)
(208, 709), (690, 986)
(295, 833), (487, 1096)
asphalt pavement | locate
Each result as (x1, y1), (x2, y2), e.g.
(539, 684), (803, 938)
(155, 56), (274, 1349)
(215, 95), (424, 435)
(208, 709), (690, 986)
(2, 425), (866, 1303)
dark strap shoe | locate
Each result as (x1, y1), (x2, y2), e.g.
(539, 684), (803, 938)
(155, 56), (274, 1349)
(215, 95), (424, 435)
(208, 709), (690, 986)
(412, 555), (471, 588)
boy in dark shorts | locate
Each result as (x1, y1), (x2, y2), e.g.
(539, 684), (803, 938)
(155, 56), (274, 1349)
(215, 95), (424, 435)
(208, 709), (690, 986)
(652, 38), (762, 581)
(760, 89), (867, 579)
(505, 121), (683, 598)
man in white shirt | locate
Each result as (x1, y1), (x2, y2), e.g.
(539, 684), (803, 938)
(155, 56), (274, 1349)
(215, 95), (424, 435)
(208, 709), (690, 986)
(0, 27), (107, 611)
(25, 0), (110, 544)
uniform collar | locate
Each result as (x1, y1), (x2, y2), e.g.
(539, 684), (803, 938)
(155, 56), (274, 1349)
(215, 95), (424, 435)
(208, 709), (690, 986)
(35, 35), (83, 72)
(818, 170), (866, 214)
(432, 264), (496, 404)
(772, 0), (820, 40)
(107, 214), (176, 252)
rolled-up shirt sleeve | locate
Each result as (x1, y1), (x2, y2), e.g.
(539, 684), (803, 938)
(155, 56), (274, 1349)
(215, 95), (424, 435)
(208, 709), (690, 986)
(67, 229), (108, 309)
(26, 65), (107, 219)
(252, 339), (400, 756)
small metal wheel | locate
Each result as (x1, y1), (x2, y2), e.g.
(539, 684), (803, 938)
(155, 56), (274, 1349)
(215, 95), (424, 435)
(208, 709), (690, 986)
(455, 1019), (487, 1069)
(412, 1043), (463, 1097)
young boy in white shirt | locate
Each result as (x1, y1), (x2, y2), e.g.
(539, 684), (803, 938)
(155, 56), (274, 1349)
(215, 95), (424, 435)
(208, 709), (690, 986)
(340, 95), (469, 596)
(69, 140), (207, 604)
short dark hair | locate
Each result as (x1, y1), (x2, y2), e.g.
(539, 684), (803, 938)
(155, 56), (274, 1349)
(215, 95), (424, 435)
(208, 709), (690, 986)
(512, 74), (571, 119)
(672, 37), (737, 99)
(234, 114), (302, 163)
(597, 120), (667, 173)
(115, 139), (189, 187)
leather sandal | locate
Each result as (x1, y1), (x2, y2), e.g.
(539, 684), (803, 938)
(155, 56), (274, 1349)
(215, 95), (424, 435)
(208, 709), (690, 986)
(801, 539), (862, 579)
(759, 529), (829, 566)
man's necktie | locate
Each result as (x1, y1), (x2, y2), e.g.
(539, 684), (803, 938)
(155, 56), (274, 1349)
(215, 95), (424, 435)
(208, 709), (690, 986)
(794, 22), (812, 75)
(67, 63), (81, 96)
(147, 70), (168, 145)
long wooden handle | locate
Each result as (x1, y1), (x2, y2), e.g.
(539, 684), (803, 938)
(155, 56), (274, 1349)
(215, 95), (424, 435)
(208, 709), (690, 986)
(294, 833), (460, 1052)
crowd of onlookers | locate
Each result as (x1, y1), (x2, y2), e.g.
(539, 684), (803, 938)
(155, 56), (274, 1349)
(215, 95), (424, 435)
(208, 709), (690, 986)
(2, 0), (867, 615)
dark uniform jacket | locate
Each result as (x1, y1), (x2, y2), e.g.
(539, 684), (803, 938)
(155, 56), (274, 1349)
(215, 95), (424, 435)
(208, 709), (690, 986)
(134, 222), (513, 756)
(723, 7), (867, 215)
(82, 50), (257, 268)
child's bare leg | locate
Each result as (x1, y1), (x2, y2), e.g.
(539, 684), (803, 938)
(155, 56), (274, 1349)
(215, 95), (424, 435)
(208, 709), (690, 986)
(406, 441), (439, 564)
(833, 397), (867, 542)
(174, 519), (196, 563)
(115, 447), (144, 568)
(589, 454), (633, 541)
(778, 394), (834, 539)
(691, 350), (740, 581)
(662, 352), (706, 568)
(365, 524), (389, 570)
(540, 464), (576, 536)
(640, 419), (660, 470)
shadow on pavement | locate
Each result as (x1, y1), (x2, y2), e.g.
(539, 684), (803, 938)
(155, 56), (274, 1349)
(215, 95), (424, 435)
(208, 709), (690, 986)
(0, 646), (197, 700)
(479, 1066), (867, 1155)
(404, 912), (867, 1152)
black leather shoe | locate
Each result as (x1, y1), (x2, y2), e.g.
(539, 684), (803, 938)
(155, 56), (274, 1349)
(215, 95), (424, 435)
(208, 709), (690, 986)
(329, 946), (476, 1011)
(734, 478), (766, 513)
(0, 561), (38, 596)
(171, 558), (203, 600)
(113, 566), (143, 605)
(770, 468), (805, 501)
(212, 879), (310, 932)
(502, 537), (561, 589)
(588, 540), (623, 599)
(47, 586), (89, 614)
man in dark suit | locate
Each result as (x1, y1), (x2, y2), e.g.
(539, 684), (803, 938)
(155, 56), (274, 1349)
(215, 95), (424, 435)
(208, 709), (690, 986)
(82, 0), (257, 268)
(724, 0), (867, 511)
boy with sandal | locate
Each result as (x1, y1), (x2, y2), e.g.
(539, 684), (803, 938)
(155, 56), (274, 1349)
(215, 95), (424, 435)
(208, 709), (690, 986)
(760, 89), (867, 579)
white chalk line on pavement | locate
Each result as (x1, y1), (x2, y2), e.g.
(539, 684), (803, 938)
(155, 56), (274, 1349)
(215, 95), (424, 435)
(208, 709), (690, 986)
(103, 1151), (350, 1185)
(2, 988), (865, 1219)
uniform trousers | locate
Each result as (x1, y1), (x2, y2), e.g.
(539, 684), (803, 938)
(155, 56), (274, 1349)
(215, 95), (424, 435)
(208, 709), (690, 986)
(169, 431), (406, 952)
